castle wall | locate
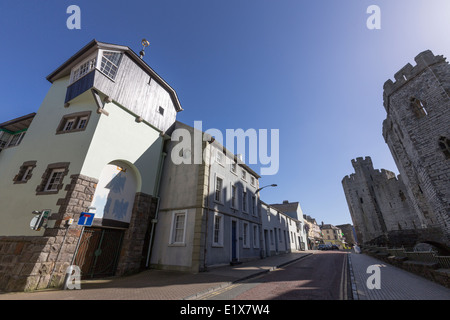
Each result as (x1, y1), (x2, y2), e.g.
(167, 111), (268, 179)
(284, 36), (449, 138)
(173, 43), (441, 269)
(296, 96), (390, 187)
(342, 157), (421, 244)
(383, 50), (450, 244)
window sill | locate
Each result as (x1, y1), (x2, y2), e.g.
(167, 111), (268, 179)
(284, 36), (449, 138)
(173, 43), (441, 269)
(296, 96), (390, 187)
(36, 190), (60, 196)
(169, 243), (186, 247)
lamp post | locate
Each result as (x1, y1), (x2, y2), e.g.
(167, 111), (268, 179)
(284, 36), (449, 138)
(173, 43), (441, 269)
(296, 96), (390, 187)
(255, 184), (277, 194)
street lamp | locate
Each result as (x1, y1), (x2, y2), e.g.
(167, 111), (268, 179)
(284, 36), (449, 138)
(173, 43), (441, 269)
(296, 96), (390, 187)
(255, 184), (277, 194)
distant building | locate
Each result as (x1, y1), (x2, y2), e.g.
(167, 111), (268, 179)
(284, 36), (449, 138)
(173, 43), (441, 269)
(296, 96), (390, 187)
(320, 224), (345, 249)
(260, 202), (305, 256)
(269, 201), (308, 250)
(304, 215), (323, 249)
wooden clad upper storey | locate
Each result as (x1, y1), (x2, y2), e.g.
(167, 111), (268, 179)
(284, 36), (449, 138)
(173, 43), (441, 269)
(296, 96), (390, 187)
(46, 40), (182, 133)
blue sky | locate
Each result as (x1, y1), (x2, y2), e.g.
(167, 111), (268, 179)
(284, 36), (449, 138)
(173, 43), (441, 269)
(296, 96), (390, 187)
(1, 0), (450, 226)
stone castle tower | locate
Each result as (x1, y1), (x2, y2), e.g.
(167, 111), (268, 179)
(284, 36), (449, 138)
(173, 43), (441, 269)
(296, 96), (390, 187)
(382, 50), (450, 246)
(342, 157), (421, 244)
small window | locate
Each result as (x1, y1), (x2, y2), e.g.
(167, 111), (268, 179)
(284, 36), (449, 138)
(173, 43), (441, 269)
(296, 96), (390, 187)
(70, 55), (97, 84)
(0, 131), (12, 149)
(250, 176), (256, 186)
(13, 161), (37, 184)
(243, 223), (249, 248)
(242, 190), (247, 212)
(6, 131), (26, 148)
(231, 185), (237, 209)
(230, 162), (237, 174)
(56, 111), (91, 134)
(410, 97), (428, 117)
(36, 162), (69, 195)
(253, 225), (259, 248)
(241, 170), (247, 181)
(213, 214), (223, 246)
(77, 116), (88, 130)
(158, 106), (164, 116)
(171, 212), (186, 244)
(252, 195), (256, 216)
(63, 118), (76, 131)
(438, 136), (450, 159)
(215, 176), (223, 203)
(100, 51), (123, 80)
(216, 150), (224, 165)
(45, 168), (65, 192)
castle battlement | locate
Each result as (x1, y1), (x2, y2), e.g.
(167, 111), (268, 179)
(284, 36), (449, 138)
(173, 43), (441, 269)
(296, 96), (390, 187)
(351, 156), (373, 169)
(383, 50), (447, 112)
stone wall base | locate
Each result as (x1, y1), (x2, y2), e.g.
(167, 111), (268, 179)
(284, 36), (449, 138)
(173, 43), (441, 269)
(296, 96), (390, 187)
(363, 250), (450, 289)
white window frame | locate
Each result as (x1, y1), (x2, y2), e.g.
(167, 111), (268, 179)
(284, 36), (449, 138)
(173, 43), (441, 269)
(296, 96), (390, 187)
(21, 166), (33, 182)
(214, 175), (224, 204)
(44, 168), (65, 192)
(231, 184), (238, 210)
(169, 211), (187, 245)
(63, 118), (76, 131)
(230, 162), (237, 175)
(216, 149), (224, 166)
(253, 225), (260, 248)
(251, 195), (257, 216)
(243, 222), (250, 248)
(212, 213), (224, 247)
(6, 131), (26, 148)
(76, 116), (89, 130)
(242, 188), (248, 213)
(69, 53), (97, 84)
(99, 50), (123, 80)
(241, 169), (247, 181)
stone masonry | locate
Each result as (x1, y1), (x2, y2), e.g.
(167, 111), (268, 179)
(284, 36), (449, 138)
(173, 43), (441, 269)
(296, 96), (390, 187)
(0, 174), (97, 292)
(342, 157), (421, 245)
(383, 50), (450, 246)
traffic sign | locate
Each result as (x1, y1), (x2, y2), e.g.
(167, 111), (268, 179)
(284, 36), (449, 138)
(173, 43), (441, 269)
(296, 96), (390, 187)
(78, 212), (95, 226)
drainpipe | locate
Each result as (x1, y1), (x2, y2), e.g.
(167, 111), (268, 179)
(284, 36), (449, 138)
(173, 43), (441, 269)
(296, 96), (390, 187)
(145, 133), (169, 268)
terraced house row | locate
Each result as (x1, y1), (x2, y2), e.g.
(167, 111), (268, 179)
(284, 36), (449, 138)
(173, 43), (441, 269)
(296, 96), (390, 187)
(0, 39), (308, 292)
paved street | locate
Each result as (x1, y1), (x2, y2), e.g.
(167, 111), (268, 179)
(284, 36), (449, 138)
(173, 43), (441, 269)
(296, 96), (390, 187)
(196, 251), (349, 300)
(1, 250), (450, 301)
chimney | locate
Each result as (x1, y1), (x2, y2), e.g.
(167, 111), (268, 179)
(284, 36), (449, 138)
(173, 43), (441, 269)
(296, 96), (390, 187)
(283, 200), (289, 204)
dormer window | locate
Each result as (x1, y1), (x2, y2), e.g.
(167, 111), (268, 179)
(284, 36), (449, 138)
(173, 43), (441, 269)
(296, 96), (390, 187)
(100, 51), (122, 80)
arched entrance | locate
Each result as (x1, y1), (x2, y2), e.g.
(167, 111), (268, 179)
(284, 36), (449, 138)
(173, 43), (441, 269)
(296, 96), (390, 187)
(74, 161), (140, 279)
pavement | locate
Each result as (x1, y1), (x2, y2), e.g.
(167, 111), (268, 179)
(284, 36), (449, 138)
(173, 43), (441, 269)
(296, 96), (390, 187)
(2, 250), (450, 300)
(0, 251), (313, 300)
(348, 252), (450, 300)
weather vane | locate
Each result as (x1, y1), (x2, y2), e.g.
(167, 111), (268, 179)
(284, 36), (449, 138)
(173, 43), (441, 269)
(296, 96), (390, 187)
(140, 39), (150, 59)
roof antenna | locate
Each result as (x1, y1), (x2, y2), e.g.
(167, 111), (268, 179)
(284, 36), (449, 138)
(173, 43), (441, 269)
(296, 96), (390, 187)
(140, 39), (150, 59)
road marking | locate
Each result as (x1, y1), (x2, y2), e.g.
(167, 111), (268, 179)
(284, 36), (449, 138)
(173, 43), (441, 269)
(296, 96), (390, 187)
(198, 284), (240, 300)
